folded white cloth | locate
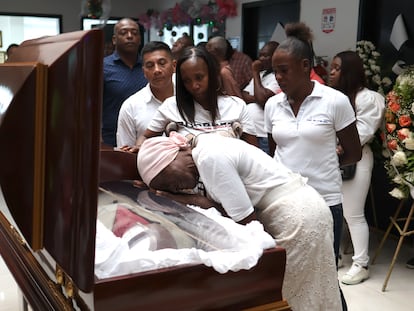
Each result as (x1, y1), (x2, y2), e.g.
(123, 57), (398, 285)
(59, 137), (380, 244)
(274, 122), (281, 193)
(95, 205), (276, 279)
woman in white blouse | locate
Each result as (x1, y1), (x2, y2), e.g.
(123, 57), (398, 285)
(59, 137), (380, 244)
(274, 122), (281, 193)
(329, 50), (385, 285)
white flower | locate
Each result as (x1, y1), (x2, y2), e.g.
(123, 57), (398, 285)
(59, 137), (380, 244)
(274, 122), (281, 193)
(356, 40), (392, 94)
(393, 175), (405, 184)
(391, 151), (408, 166)
(372, 74), (381, 85)
(372, 51), (380, 58)
(389, 187), (406, 199)
(404, 137), (414, 150)
(382, 77), (392, 86)
(398, 75), (414, 88)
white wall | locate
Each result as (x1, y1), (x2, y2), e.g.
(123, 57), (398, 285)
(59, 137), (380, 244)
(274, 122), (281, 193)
(226, 0), (360, 64)
(1, 0), (149, 32)
(300, 0), (360, 64)
(1, 0), (360, 63)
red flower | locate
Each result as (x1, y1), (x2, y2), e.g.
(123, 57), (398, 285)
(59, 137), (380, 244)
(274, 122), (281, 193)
(216, 0), (238, 17)
(397, 128), (410, 141)
(386, 123), (396, 133)
(399, 115), (412, 127)
(388, 100), (401, 113)
(387, 140), (398, 150)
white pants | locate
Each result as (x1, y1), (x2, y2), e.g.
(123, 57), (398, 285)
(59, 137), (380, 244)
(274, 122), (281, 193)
(342, 144), (373, 267)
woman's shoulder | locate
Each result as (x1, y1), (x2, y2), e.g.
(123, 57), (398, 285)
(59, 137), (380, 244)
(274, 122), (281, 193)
(357, 88), (385, 105)
(218, 95), (245, 105)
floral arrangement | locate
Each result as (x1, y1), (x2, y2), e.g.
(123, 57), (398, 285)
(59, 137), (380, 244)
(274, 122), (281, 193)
(356, 40), (392, 95)
(382, 68), (414, 199)
(137, 0), (237, 30)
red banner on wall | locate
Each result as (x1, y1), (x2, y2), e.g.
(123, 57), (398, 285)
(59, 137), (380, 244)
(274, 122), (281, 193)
(321, 8), (336, 33)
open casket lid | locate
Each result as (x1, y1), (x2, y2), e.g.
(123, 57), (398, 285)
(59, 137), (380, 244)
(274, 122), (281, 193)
(0, 29), (104, 292)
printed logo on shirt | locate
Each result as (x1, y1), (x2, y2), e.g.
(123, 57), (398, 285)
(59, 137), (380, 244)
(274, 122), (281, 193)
(306, 117), (331, 124)
(176, 120), (234, 131)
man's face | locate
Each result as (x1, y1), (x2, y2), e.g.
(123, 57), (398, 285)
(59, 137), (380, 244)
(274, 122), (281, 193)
(142, 50), (176, 88)
(171, 37), (191, 58)
(112, 19), (141, 54)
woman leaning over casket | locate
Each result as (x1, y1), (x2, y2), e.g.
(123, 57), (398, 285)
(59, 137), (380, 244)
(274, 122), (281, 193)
(137, 132), (342, 311)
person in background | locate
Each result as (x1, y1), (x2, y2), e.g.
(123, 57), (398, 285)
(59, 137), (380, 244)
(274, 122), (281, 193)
(242, 41), (280, 154)
(264, 22), (362, 311)
(171, 33), (194, 61)
(116, 41), (176, 152)
(139, 46), (257, 147)
(225, 39), (253, 90)
(206, 36), (243, 98)
(6, 43), (19, 61)
(329, 50), (385, 285)
(137, 133), (343, 311)
(102, 18), (147, 147)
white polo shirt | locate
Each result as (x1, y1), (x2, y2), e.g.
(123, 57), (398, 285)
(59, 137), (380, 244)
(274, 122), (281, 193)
(193, 134), (292, 222)
(264, 81), (355, 206)
(117, 83), (172, 147)
(244, 71), (281, 137)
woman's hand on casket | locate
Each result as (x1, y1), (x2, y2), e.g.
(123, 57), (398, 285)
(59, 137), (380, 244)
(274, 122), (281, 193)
(154, 190), (226, 213)
(118, 145), (139, 153)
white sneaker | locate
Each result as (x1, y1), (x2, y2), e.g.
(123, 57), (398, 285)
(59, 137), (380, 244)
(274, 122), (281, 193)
(341, 262), (369, 285)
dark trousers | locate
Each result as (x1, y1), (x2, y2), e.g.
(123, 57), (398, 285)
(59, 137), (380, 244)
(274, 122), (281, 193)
(329, 203), (347, 311)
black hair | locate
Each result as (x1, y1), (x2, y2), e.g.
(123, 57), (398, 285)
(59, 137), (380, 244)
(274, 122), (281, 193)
(6, 43), (19, 55)
(333, 50), (367, 109)
(281, 22), (314, 66)
(225, 39), (235, 60)
(141, 41), (172, 58)
(175, 47), (222, 123)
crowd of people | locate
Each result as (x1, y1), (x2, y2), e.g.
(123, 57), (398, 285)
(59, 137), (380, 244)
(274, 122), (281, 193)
(101, 17), (410, 310)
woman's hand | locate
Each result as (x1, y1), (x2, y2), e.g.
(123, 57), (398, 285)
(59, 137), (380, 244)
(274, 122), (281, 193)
(119, 145), (139, 153)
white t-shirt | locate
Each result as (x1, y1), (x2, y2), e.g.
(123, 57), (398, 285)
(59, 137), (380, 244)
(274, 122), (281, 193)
(117, 83), (170, 147)
(192, 134), (292, 222)
(148, 95), (256, 137)
(244, 71), (280, 137)
(264, 81), (355, 206)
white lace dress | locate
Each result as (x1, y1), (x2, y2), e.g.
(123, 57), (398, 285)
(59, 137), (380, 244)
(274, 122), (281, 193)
(193, 135), (342, 310)
(256, 177), (342, 311)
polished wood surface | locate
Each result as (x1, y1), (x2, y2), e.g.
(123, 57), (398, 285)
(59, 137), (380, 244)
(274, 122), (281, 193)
(94, 248), (286, 311)
(0, 212), (70, 310)
(0, 63), (47, 250)
(2, 29), (104, 292)
(99, 150), (140, 182)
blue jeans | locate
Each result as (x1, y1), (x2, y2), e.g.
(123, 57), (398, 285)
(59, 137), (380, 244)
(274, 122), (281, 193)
(330, 203), (347, 311)
(329, 203), (343, 264)
(258, 137), (270, 155)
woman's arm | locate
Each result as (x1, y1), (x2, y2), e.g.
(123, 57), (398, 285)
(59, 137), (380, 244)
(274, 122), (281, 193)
(336, 121), (362, 166)
(154, 191), (229, 217)
(241, 132), (259, 147)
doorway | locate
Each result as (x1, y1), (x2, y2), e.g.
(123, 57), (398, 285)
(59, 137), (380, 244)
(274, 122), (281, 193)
(242, 0), (299, 59)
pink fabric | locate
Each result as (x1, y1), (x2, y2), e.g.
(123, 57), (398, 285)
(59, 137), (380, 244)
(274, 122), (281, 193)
(137, 132), (189, 186)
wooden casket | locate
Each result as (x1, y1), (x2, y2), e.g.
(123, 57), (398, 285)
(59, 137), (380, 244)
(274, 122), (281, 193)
(0, 29), (290, 311)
